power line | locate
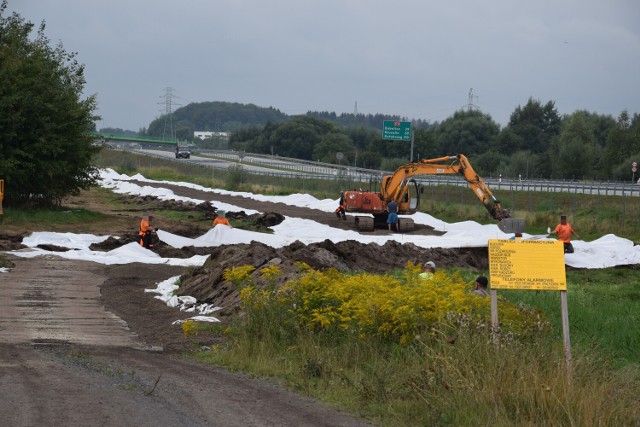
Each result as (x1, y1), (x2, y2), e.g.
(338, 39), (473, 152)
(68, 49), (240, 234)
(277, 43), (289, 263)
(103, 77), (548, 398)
(158, 87), (181, 141)
(467, 88), (479, 112)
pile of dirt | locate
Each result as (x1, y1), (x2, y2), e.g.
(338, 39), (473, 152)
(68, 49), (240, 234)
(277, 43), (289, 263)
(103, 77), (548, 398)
(0, 253), (15, 268)
(178, 239), (489, 319)
(131, 195), (286, 230)
(0, 232), (26, 251)
(89, 235), (137, 251)
(132, 196), (215, 214)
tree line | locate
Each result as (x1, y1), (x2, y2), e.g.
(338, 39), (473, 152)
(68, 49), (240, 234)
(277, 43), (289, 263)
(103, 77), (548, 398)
(224, 101), (639, 181)
(142, 99), (639, 181)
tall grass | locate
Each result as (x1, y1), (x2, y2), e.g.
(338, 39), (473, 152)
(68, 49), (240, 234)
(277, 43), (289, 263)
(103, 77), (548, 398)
(0, 206), (107, 231)
(501, 267), (640, 366)
(196, 266), (640, 426)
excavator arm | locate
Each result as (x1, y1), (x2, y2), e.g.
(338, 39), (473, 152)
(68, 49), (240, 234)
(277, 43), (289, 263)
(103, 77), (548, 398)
(381, 154), (510, 221)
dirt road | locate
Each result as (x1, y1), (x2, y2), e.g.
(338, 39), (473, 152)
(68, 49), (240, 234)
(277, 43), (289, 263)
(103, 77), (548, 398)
(0, 255), (370, 426)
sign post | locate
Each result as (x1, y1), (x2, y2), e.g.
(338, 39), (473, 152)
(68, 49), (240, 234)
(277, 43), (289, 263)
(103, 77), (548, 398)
(632, 161), (637, 183)
(488, 239), (572, 382)
(382, 120), (413, 161)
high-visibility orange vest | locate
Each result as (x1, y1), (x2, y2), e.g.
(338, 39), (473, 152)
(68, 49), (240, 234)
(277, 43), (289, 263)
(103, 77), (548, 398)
(139, 219), (151, 235)
(554, 223), (574, 243)
(213, 217), (230, 226)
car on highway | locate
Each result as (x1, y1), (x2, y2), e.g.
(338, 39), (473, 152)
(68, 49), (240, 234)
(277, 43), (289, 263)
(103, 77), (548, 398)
(175, 145), (191, 159)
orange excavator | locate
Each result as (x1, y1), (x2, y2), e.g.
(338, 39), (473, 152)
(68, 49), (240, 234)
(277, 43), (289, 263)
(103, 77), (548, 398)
(343, 154), (523, 233)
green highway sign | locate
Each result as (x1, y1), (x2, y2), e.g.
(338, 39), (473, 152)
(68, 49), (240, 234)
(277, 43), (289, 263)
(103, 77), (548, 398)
(382, 120), (412, 141)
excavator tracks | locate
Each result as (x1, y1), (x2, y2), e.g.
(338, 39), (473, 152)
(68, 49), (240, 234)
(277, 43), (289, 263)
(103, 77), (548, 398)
(397, 218), (415, 232)
(353, 216), (415, 232)
(354, 216), (374, 231)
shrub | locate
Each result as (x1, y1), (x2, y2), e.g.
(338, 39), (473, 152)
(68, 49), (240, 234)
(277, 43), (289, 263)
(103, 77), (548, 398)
(225, 164), (245, 191)
(239, 265), (549, 345)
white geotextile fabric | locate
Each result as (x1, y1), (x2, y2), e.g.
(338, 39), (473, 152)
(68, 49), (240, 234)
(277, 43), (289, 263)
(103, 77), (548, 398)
(6, 168), (639, 269)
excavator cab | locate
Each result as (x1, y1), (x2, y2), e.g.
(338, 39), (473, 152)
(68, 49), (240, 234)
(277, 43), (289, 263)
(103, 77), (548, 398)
(397, 179), (420, 214)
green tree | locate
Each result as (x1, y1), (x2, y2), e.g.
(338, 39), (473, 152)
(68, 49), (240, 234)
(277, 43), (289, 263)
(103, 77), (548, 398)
(556, 110), (614, 179)
(268, 116), (336, 160)
(98, 127), (137, 136)
(612, 116), (640, 181)
(344, 125), (378, 150)
(552, 114), (600, 179)
(502, 98), (561, 155)
(602, 111), (638, 178)
(564, 110), (616, 148)
(472, 150), (509, 177)
(412, 128), (438, 160)
(505, 151), (539, 179)
(243, 122), (282, 154)
(147, 101), (288, 137)
(312, 132), (354, 164)
(492, 127), (524, 156)
(432, 110), (499, 157)
(230, 125), (263, 152)
(0, 2), (99, 205)
(355, 150), (382, 169)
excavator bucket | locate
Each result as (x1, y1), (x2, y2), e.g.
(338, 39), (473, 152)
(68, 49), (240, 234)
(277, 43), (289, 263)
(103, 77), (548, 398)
(497, 218), (525, 234)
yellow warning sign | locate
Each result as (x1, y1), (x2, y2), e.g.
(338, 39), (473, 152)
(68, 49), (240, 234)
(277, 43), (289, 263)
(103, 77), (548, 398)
(488, 239), (566, 291)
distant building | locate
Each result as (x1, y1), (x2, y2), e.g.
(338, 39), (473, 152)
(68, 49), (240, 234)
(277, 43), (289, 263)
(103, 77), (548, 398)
(194, 131), (230, 141)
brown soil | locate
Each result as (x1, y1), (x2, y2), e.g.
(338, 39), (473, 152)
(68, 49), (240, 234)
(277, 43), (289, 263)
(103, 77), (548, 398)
(0, 179), (489, 425)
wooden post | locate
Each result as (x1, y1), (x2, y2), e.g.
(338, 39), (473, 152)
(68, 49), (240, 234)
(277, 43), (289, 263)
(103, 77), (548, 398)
(490, 289), (499, 342)
(560, 290), (572, 384)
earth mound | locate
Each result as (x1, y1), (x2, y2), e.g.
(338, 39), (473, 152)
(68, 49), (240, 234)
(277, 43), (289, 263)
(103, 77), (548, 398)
(177, 239), (489, 319)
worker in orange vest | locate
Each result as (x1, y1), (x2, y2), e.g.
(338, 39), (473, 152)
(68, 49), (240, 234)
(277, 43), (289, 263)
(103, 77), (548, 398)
(139, 211), (155, 248)
(212, 210), (232, 227)
(335, 192), (346, 220)
(549, 214), (580, 253)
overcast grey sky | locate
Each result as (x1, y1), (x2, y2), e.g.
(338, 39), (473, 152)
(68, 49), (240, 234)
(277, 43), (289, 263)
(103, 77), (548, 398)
(8, 0), (640, 131)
